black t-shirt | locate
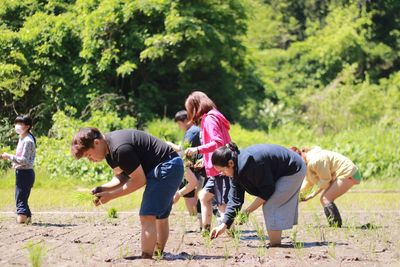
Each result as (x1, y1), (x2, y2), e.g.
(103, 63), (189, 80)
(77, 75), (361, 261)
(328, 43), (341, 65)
(105, 130), (175, 175)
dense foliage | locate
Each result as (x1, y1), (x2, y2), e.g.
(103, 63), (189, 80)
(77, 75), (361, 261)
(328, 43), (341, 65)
(0, 0), (253, 133)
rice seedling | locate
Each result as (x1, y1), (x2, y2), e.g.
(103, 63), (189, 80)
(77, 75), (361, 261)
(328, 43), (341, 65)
(74, 192), (97, 205)
(107, 207), (118, 219)
(251, 217), (265, 242)
(327, 241), (336, 259)
(202, 231), (213, 250)
(228, 226), (242, 251)
(312, 212), (326, 244)
(175, 233), (185, 253)
(25, 241), (46, 267)
(236, 210), (249, 225)
(78, 244), (87, 262)
(256, 246), (266, 257)
(291, 228), (304, 250)
(223, 244), (230, 260)
(119, 243), (129, 259)
(154, 248), (163, 261)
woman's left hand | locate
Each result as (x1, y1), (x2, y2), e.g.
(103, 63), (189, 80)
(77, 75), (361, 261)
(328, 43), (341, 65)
(210, 223), (227, 239)
(94, 191), (113, 206)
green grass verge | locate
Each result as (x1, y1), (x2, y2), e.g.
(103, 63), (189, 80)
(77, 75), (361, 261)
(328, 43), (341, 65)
(0, 168), (399, 212)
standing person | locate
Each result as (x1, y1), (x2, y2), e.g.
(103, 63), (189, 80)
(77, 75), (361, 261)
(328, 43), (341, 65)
(291, 146), (362, 227)
(71, 128), (184, 258)
(184, 91), (232, 232)
(1, 115), (36, 224)
(210, 143), (306, 247)
(167, 110), (207, 221)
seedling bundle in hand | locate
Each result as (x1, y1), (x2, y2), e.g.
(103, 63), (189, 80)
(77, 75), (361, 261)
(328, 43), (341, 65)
(74, 191), (108, 212)
(74, 192), (97, 204)
(182, 140), (202, 170)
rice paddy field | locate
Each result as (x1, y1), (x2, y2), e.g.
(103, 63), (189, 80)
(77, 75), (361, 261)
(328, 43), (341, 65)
(0, 175), (399, 266)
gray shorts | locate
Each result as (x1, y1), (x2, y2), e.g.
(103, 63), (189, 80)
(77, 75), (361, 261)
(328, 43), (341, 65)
(203, 175), (230, 205)
(262, 162), (306, 231)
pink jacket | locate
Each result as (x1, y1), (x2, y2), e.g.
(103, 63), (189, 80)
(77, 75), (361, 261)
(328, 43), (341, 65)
(198, 109), (231, 177)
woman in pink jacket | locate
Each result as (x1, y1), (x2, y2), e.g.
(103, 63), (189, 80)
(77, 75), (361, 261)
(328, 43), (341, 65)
(185, 91), (232, 233)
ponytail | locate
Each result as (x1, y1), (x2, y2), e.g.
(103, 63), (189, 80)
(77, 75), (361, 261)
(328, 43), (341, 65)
(211, 141), (239, 167)
(29, 133), (37, 146)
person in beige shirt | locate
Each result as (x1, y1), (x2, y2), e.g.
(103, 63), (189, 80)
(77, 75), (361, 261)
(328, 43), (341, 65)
(291, 146), (362, 227)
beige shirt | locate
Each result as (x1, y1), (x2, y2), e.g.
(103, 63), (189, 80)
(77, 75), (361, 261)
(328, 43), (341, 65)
(302, 147), (357, 190)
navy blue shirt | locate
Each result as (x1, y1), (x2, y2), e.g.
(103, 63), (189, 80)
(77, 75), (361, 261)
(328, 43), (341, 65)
(222, 144), (304, 227)
(183, 125), (201, 147)
(182, 125), (205, 176)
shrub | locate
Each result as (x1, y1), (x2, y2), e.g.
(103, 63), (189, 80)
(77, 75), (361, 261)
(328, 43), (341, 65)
(35, 107), (136, 183)
(145, 118), (183, 143)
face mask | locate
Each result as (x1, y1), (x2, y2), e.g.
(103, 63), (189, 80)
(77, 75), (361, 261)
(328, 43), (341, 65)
(15, 125), (25, 135)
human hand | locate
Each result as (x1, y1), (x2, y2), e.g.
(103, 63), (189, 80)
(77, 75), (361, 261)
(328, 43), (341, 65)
(210, 223), (227, 239)
(301, 193), (314, 202)
(1, 153), (11, 160)
(173, 191), (181, 204)
(94, 191), (113, 206)
(91, 186), (102, 195)
(185, 147), (198, 157)
(193, 158), (204, 170)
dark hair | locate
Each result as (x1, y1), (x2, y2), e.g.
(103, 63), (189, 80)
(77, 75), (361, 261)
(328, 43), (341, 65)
(174, 110), (188, 122)
(71, 127), (103, 159)
(15, 115), (33, 127)
(15, 115), (36, 145)
(211, 142), (239, 168)
(185, 91), (217, 124)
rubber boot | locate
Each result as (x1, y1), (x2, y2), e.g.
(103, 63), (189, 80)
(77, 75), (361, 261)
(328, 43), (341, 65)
(323, 202), (342, 228)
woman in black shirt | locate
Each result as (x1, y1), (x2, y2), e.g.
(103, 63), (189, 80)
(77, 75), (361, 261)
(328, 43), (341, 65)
(71, 128), (184, 258)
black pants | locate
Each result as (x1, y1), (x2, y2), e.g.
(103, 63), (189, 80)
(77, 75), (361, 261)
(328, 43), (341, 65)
(15, 169), (35, 217)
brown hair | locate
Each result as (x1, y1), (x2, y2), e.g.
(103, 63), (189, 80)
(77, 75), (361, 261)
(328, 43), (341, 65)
(184, 91), (217, 124)
(71, 127), (103, 159)
(290, 146), (311, 156)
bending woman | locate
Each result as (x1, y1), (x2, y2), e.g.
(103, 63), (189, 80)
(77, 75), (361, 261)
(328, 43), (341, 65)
(71, 128), (184, 258)
(210, 143), (306, 246)
(291, 146), (362, 227)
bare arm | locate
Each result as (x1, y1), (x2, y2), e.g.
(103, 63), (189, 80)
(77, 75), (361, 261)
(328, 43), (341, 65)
(178, 168), (198, 196)
(95, 165), (147, 205)
(92, 172), (130, 193)
(173, 168), (198, 203)
(303, 187), (325, 201)
(244, 197), (266, 215)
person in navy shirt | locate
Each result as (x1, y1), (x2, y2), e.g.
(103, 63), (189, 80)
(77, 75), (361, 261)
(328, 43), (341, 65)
(210, 143), (306, 246)
(166, 110), (207, 223)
